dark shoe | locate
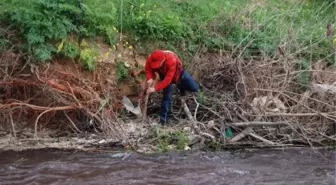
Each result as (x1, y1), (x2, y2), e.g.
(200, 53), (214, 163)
(160, 119), (167, 126)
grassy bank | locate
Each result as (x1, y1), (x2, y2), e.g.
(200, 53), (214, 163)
(1, 0), (335, 64)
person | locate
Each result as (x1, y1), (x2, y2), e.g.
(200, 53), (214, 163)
(144, 49), (200, 125)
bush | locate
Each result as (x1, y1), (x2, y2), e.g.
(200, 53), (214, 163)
(58, 40), (80, 59)
(115, 59), (129, 82)
(2, 0), (117, 62)
(1, 0), (334, 64)
(7, 0), (80, 61)
(79, 39), (98, 71)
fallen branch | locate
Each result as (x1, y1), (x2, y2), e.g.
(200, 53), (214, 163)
(64, 111), (83, 134)
(181, 97), (195, 122)
(249, 132), (276, 145)
(229, 121), (289, 127)
(200, 132), (215, 139)
(9, 113), (16, 140)
(230, 127), (252, 142)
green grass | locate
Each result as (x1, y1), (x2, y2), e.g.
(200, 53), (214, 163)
(1, 0), (335, 65)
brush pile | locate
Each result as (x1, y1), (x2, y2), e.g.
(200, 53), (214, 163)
(147, 50), (336, 148)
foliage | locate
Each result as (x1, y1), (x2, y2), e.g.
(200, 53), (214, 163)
(1, 0), (335, 65)
(80, 0), (117, 36)
(117, 0), (335, 63)
(79, 40), (98, 71)
(154, 128), (189, 152)
(105, 26), (119, 46)
(63, 41), (80, 58)
(0, 37), (9, 52)
(1, 0), (117, 62)
(7, 0), (78, 61)
(57, 39), (80, 59)
(115, 59), (129, 82)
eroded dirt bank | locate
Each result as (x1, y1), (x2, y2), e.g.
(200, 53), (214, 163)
(0, 40), (335, 152)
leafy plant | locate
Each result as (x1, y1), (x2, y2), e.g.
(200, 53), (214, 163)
(63, 41), (80, 58)
(105, 27), (119, 46)
(2, 0), (118, 61)
(116, 59), (129, 82)
(79, 41), (98, 71)
(154, 129), (189, 152)
(7, 0), (78, 61)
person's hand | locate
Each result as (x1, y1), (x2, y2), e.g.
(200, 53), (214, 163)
(140, 80), (147, 90)
(147, 79), (154, 86)
(146, 87), (155, 94)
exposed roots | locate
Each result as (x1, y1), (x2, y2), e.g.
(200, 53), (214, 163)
(0, 50), (123, 139)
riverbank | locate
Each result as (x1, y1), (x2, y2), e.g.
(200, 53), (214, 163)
(0, 0), (335, 152)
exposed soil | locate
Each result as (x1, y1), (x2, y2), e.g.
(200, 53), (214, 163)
(0, 39), (335, 152)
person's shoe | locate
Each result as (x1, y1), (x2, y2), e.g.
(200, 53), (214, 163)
(180, 90), (186, 97)
(160, 119), (168, 126)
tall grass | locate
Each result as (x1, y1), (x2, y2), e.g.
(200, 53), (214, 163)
(118, 0), (335, 64)
(0, 0), (335, 64)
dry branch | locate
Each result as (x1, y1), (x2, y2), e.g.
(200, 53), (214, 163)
(229, 121), (289, 127)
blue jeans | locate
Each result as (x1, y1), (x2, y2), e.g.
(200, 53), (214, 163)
(159, 70), (199, 123)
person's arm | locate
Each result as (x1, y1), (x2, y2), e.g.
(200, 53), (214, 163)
(154, 56), (176, 91)
(145, 56), (154, 80)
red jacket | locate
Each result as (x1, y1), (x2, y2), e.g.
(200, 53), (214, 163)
(145, 50), (183, 91)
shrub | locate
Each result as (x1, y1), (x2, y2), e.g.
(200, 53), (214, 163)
(2, 0), (117, 62)
(115, 59), (129, 82)
(79, 39), (98, 71)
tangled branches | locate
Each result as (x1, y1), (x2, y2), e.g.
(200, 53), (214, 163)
(0, 50), (123, 139)
(160, 49), (336, 148)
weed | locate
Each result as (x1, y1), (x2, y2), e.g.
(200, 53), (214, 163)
(153, 128), (189, 152)
(58, 39), (80, 59)
(116, 59), (130, 82)
(105, 27), (119, 46)
(63, 41), (80, 59)
(79, 39), (98, 71)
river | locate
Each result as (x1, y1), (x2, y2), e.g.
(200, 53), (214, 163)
(0, 148), (335, 185)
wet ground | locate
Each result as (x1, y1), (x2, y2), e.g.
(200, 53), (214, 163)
(0, 148), (335, 185)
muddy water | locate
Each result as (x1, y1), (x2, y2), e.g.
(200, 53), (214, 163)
(0, 148), (335, 185)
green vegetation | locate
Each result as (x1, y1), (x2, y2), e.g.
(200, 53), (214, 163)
(1, 0), (116, 61)
(1, 0), (335, 65)
(57, 39), (80, 58)
(296, 59), (310, 89)
(153, 128), (189, 152)
(115, 59), (130, 82)
(79, 39), (99, 71)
